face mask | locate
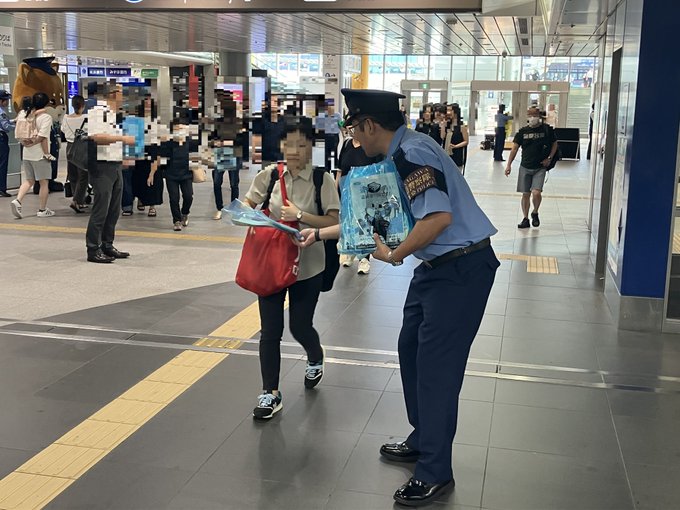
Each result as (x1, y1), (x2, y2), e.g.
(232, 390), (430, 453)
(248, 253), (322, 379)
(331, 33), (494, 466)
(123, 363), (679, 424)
(528, 116), (541, 127)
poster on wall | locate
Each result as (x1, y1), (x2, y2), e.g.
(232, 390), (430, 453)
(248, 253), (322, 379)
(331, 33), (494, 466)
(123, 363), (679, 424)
(0, 26), (14, 55)
(607, 136), (627, 275)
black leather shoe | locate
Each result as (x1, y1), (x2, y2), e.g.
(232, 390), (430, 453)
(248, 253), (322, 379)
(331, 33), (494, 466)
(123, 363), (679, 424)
(0, 190), (10, 197)
(393, 478), (454, 507)
(379, 441), (420, 463)
(102, 246), (130, 259)
(87, 249), (115, 264)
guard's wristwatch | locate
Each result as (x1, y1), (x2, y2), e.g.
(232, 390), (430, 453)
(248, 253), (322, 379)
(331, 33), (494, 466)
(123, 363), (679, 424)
(388, 251), (403, 266)
(296, 210), (303, 221)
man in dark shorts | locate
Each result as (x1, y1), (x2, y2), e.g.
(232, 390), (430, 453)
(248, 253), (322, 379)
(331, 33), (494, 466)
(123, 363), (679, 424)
(504, 107), (558, 228)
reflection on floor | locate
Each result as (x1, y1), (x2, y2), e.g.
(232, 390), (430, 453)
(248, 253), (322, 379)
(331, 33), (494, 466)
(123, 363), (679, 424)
(1, 140), (679, 510)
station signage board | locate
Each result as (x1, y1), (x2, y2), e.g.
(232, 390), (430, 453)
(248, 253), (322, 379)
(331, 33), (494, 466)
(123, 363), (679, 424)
(87, 67), (106, 77)
(106, 68), (132, 77)
(0, 0), (481, 12)
(0, 26), (14, 55)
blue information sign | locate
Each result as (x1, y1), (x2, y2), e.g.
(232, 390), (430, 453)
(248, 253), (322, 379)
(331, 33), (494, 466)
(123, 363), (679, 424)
(106, 68), (132, 77)
(87, 67), (106, 77)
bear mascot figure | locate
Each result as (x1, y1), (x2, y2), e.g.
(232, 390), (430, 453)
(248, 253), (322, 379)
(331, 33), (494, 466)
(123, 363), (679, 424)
(12, 56), (66, 193)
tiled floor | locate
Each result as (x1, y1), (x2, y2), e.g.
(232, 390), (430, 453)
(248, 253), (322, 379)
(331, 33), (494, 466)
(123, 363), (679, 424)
(1, 139), (680, 509)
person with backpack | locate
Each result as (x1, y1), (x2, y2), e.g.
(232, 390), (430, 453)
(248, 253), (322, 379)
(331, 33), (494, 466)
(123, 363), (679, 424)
(504, 106), (558, 228)
(243, 116), (339, 420)
(10, 92), (58, 219)
(61, 95), (89, 213)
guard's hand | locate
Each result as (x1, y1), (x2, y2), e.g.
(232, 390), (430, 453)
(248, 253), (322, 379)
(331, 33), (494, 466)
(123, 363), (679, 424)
(280, 201), (301, 222)
(372, 233), (390, 263)
(504, 166), (512, 177)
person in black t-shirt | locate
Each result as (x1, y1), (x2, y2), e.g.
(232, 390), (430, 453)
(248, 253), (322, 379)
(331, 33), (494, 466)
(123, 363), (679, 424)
(337, 128), (381, 274)
(504, 107), (558, 229)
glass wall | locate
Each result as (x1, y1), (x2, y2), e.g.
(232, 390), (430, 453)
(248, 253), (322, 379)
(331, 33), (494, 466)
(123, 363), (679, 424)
(368, 55), (384, 89)
(429, 56), (451, 81)
(451, 56), (475, 81)
(406, 56), (428, 80)
(250, 52), (597, 134)
(474, 56), (499, 80)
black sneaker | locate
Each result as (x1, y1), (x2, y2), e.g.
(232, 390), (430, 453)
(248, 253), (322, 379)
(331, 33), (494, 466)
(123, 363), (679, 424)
(304, 347), (325, 389)
(531, 212), (540, 227)
(253, 392), (282, 420)
(518, 218), (531, 229)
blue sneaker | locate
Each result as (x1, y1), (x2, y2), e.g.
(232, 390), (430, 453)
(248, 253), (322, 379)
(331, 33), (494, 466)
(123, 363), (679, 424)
(253, 392), (282, 420)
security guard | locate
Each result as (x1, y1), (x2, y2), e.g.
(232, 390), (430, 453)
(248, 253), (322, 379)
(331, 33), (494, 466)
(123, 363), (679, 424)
(301, 89), (499, 506)
(0, 90), (14, 197)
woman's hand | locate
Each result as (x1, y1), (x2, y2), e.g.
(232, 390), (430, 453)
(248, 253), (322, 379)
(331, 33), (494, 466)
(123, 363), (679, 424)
(280, 201), (302, 222)
(147, 175), (154, 187)
(295, 228), (318, 248)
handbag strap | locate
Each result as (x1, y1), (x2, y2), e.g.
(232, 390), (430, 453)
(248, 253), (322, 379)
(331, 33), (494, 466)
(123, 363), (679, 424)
(277, 161), (289, 205)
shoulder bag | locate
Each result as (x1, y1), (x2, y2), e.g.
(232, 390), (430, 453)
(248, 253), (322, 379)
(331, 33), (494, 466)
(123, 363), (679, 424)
(235, 162), (301, 297)
(66, 118), (90, 171)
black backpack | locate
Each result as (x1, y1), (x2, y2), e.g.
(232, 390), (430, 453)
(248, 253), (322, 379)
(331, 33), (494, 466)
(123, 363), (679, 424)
(264, 167), (340, 292)
(543, 125), (561, 170)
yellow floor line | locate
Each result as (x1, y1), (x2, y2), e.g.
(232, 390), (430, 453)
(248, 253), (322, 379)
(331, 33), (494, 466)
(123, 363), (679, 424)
(0, 223), (245, 245)
(0, 299), (266, 510)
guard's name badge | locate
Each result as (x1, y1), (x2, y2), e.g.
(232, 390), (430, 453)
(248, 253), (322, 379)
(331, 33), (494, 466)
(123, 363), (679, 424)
(404, 166), (438, 200)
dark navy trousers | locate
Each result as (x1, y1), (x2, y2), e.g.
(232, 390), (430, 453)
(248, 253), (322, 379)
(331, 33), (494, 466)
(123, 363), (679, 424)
(399, 245), (499, 483)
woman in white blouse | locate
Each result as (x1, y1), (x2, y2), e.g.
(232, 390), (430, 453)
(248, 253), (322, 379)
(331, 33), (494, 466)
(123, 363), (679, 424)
(244, 116), (340, 420)
(61, 95), (88, 213)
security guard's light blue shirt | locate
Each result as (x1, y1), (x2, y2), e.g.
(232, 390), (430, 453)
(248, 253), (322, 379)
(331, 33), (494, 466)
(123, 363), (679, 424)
(386, 125), (497, 261)
(0, 106), (14, 134)
(495, 113), (512, 128)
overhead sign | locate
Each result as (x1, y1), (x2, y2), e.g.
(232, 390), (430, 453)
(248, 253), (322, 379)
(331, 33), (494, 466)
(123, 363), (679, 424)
(87, 67), (106, 77)
(132, 68), (159, 79)
(0, 26), (14, 55)
(106, 68), (132, 77)
(0, 0), (481, 12)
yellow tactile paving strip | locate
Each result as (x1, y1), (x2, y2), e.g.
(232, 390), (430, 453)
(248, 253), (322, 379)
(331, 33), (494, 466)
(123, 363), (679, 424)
(0, 302), (264, 510)
(498, 253), (560, 274)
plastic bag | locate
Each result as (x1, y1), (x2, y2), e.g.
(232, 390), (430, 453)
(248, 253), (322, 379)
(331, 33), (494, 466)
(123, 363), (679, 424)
(339, 159), (414, 256)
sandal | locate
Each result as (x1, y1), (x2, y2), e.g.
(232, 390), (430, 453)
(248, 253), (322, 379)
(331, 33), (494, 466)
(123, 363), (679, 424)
(148, 207), (157, 217)
(122, 210), (133, 217)
(69, 202), (84, 214)
(137, 202), (145, 211)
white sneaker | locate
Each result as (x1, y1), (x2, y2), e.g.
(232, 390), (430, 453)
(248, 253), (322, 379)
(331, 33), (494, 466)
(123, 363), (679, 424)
(213, 210), (222, 220)
(357, 258), (371, 275)
(10, 199), (22, 219)
(340, 254), (354, 267)
(36, 208), (55, 217)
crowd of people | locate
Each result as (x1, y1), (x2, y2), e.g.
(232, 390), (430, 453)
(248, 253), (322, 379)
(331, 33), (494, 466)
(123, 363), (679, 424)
(414, 101), (469, 174)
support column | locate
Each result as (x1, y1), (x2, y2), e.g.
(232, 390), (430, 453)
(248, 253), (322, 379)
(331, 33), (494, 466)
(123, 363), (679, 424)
(602, 0), (680, 331)
(218, 52), (250, 78)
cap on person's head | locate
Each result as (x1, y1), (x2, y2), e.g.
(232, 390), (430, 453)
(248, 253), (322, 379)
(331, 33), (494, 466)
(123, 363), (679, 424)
(341, 88), (405, 124)
(0, 90), (11, 101)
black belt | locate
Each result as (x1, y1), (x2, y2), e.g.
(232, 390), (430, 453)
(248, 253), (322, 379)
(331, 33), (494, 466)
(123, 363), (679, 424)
(423, 238), (491, 269)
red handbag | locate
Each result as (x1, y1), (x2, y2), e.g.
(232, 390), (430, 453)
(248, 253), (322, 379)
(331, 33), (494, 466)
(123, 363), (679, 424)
(235, 163), (301, 297)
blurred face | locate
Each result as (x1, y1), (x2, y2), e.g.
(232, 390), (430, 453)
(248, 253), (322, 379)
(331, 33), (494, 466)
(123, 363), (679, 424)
(423, 111), (431, 122)
(281, 130), (312, 168)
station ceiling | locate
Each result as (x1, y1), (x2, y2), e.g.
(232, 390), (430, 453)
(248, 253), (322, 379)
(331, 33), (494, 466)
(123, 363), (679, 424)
(10, 0), (616, 58)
